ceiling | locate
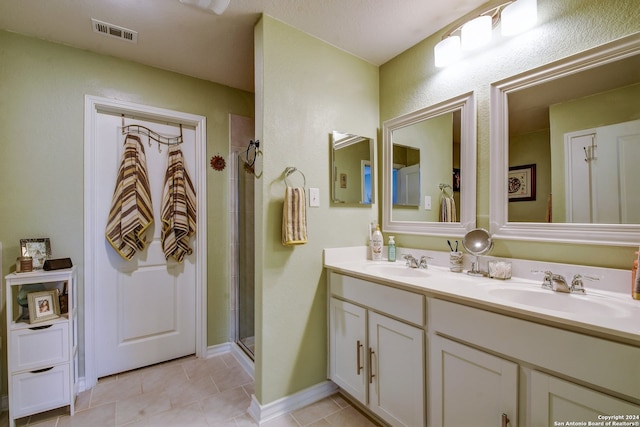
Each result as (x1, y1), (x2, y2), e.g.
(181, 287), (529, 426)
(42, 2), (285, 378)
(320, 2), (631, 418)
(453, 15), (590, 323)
(0, 0), (489, 92)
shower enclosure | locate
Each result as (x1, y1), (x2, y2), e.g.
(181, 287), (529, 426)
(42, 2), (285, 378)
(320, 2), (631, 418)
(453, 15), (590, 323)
(230, 114), (255, 360)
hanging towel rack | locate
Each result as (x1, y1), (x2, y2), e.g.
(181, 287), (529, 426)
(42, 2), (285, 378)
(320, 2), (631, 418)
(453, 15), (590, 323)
(439, 183), (453, 197)
(284, 167), (306, 188)
(121, 115), (183, 149)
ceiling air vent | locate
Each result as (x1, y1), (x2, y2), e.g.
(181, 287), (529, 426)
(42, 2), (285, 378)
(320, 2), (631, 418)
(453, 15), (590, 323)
(91, 19), (138, 43)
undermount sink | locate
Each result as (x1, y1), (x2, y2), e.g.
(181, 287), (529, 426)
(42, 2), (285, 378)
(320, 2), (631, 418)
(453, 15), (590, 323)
(484, 284), (629, 317)
(363, 263), (430, 279)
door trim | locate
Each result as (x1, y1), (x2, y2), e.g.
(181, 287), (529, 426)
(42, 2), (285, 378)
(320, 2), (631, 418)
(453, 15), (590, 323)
(83, 95), (207, 389)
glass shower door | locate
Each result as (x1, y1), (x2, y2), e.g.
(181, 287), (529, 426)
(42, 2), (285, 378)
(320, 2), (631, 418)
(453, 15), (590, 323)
(236, 153), (255, 358)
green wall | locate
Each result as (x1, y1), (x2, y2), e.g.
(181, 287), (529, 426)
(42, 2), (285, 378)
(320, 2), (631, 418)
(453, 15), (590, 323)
(380, 0), (640, 268)
(254, 16), (379, 404)
(508, 129), (551, 222)
(0, 31), (254, 387)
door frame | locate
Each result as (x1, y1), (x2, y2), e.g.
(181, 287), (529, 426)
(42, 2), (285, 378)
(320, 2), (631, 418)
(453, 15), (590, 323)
(83, 95), (207, 389)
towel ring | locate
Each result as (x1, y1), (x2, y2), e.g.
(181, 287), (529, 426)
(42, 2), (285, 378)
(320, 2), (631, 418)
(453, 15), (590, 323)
(284, 167), (306, 188)
(439, 183), (453, 198)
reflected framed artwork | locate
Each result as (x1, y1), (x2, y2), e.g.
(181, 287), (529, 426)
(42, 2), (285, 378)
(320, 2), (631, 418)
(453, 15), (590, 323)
(508, 164), (536, 202)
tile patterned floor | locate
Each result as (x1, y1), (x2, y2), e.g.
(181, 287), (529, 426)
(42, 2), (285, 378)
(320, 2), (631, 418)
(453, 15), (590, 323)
(2, 353), (379, 426)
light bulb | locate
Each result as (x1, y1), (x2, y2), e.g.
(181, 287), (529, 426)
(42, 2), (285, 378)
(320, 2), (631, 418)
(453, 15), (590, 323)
(434, 36), (461, 68)
(501, 0), (537, 37)
(461, 15), (492, 51)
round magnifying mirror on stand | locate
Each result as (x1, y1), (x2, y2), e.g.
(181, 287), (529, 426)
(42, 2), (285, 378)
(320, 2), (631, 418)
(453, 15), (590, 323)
(462, 228), (493, 276)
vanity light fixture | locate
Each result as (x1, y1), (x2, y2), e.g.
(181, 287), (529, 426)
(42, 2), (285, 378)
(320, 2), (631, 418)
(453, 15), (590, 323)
(179, 0), (230, 15)
(434, 0), (537, 68)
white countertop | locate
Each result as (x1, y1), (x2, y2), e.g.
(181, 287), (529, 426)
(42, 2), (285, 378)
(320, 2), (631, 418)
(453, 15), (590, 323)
(324, 246), (640, 345)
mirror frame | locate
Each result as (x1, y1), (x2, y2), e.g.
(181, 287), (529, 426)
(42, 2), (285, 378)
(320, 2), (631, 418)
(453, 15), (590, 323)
(490, 32), (640, 246)
(382, 92), (477, 236)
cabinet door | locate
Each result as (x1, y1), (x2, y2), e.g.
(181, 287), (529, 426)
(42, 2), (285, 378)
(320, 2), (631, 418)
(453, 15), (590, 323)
(430, 335), (518, 427)
(369, 311), (425, 427)
(531, 371), (640, 427)
(329, 298), (367, 403)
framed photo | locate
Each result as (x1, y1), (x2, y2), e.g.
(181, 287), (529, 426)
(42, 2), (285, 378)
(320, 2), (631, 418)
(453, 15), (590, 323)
(27, 289), (60, 324)
(20, 238), (51, 269)
(508, 164), (536, 202)
(340, 173), (347, 188)
(452, 168), (461, 192)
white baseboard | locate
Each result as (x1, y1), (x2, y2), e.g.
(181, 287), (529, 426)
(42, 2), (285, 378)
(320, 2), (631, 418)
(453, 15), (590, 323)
(247, 380), (339, 424)
(205, 341), (234, 357)
(229, 343), (255, 378)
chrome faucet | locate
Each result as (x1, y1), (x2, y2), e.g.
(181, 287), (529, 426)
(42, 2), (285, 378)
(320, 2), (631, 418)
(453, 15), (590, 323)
(541, 271), (597, 294)
(403, 254), (429, 269)
(541, 271), (571, 293)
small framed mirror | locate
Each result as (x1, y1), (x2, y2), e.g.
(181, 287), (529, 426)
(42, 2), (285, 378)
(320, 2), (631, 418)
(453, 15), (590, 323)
(331, 131), (375, 205)
(382, 92), (476, 236)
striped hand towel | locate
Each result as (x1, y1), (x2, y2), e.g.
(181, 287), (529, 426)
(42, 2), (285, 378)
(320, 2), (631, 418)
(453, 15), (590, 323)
(282, 187), (308, 246)
(161, 144), (197, 263)
(439, 195), (457, 222)
(105, 135), (154, 260)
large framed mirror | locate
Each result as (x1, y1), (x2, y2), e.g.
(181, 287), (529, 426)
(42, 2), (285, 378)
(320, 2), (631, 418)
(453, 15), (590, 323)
(382, 92), (476, 236)
(331, 131), (375, 205)
(490, 32), (640, 245)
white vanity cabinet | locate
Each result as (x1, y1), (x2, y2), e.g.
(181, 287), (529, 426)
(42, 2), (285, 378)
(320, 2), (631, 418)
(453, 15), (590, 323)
(429, 298), (640, 426)
(5, 268), (78, 427)
(328, 272), (425, 427)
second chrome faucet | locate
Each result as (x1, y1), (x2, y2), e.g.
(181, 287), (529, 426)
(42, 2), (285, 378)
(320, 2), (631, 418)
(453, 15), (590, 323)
(541, 271), (596, 294)
(403, 254), (429, 269)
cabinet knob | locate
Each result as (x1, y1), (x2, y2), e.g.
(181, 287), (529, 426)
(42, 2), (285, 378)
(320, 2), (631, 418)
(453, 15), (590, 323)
(356, 340), (363, 375)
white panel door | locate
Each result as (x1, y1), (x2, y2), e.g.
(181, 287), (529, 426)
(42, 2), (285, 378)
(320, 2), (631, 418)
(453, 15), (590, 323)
(328, 298), (367, 403)
(531, 371), (640, 427)
(565, 132), (595, 222)
(429, 335), (518, 427)
(368, 311), (425, 427)
(93, 111), (196, 377)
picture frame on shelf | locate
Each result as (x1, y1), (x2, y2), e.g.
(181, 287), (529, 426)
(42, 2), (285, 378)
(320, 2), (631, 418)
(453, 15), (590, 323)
(27, 289), (61, 324)
(508, 164), (536, 202)
(20, 238), (51, 269)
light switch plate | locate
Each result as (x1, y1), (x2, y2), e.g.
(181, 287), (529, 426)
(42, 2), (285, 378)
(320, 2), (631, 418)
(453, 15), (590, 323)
(424, 195), (432, 210)
(309, 188), (320, 207)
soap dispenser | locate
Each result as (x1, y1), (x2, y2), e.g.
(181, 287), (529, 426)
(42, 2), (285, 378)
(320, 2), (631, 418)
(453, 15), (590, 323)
(371, 224), (383, 261)
(387, 236), (396, 262)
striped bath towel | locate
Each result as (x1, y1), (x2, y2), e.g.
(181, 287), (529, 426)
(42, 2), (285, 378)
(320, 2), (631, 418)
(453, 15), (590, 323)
(282, 187), (308, 246)
(161, 144), (197, 263)
(105, 135), (154, 260)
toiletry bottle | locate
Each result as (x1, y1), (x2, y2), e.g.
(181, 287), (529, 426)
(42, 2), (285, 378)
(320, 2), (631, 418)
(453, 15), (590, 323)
(634, 250), (640, 300)
(371, 224), (383, 261)
(388, 236), (396, 262)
